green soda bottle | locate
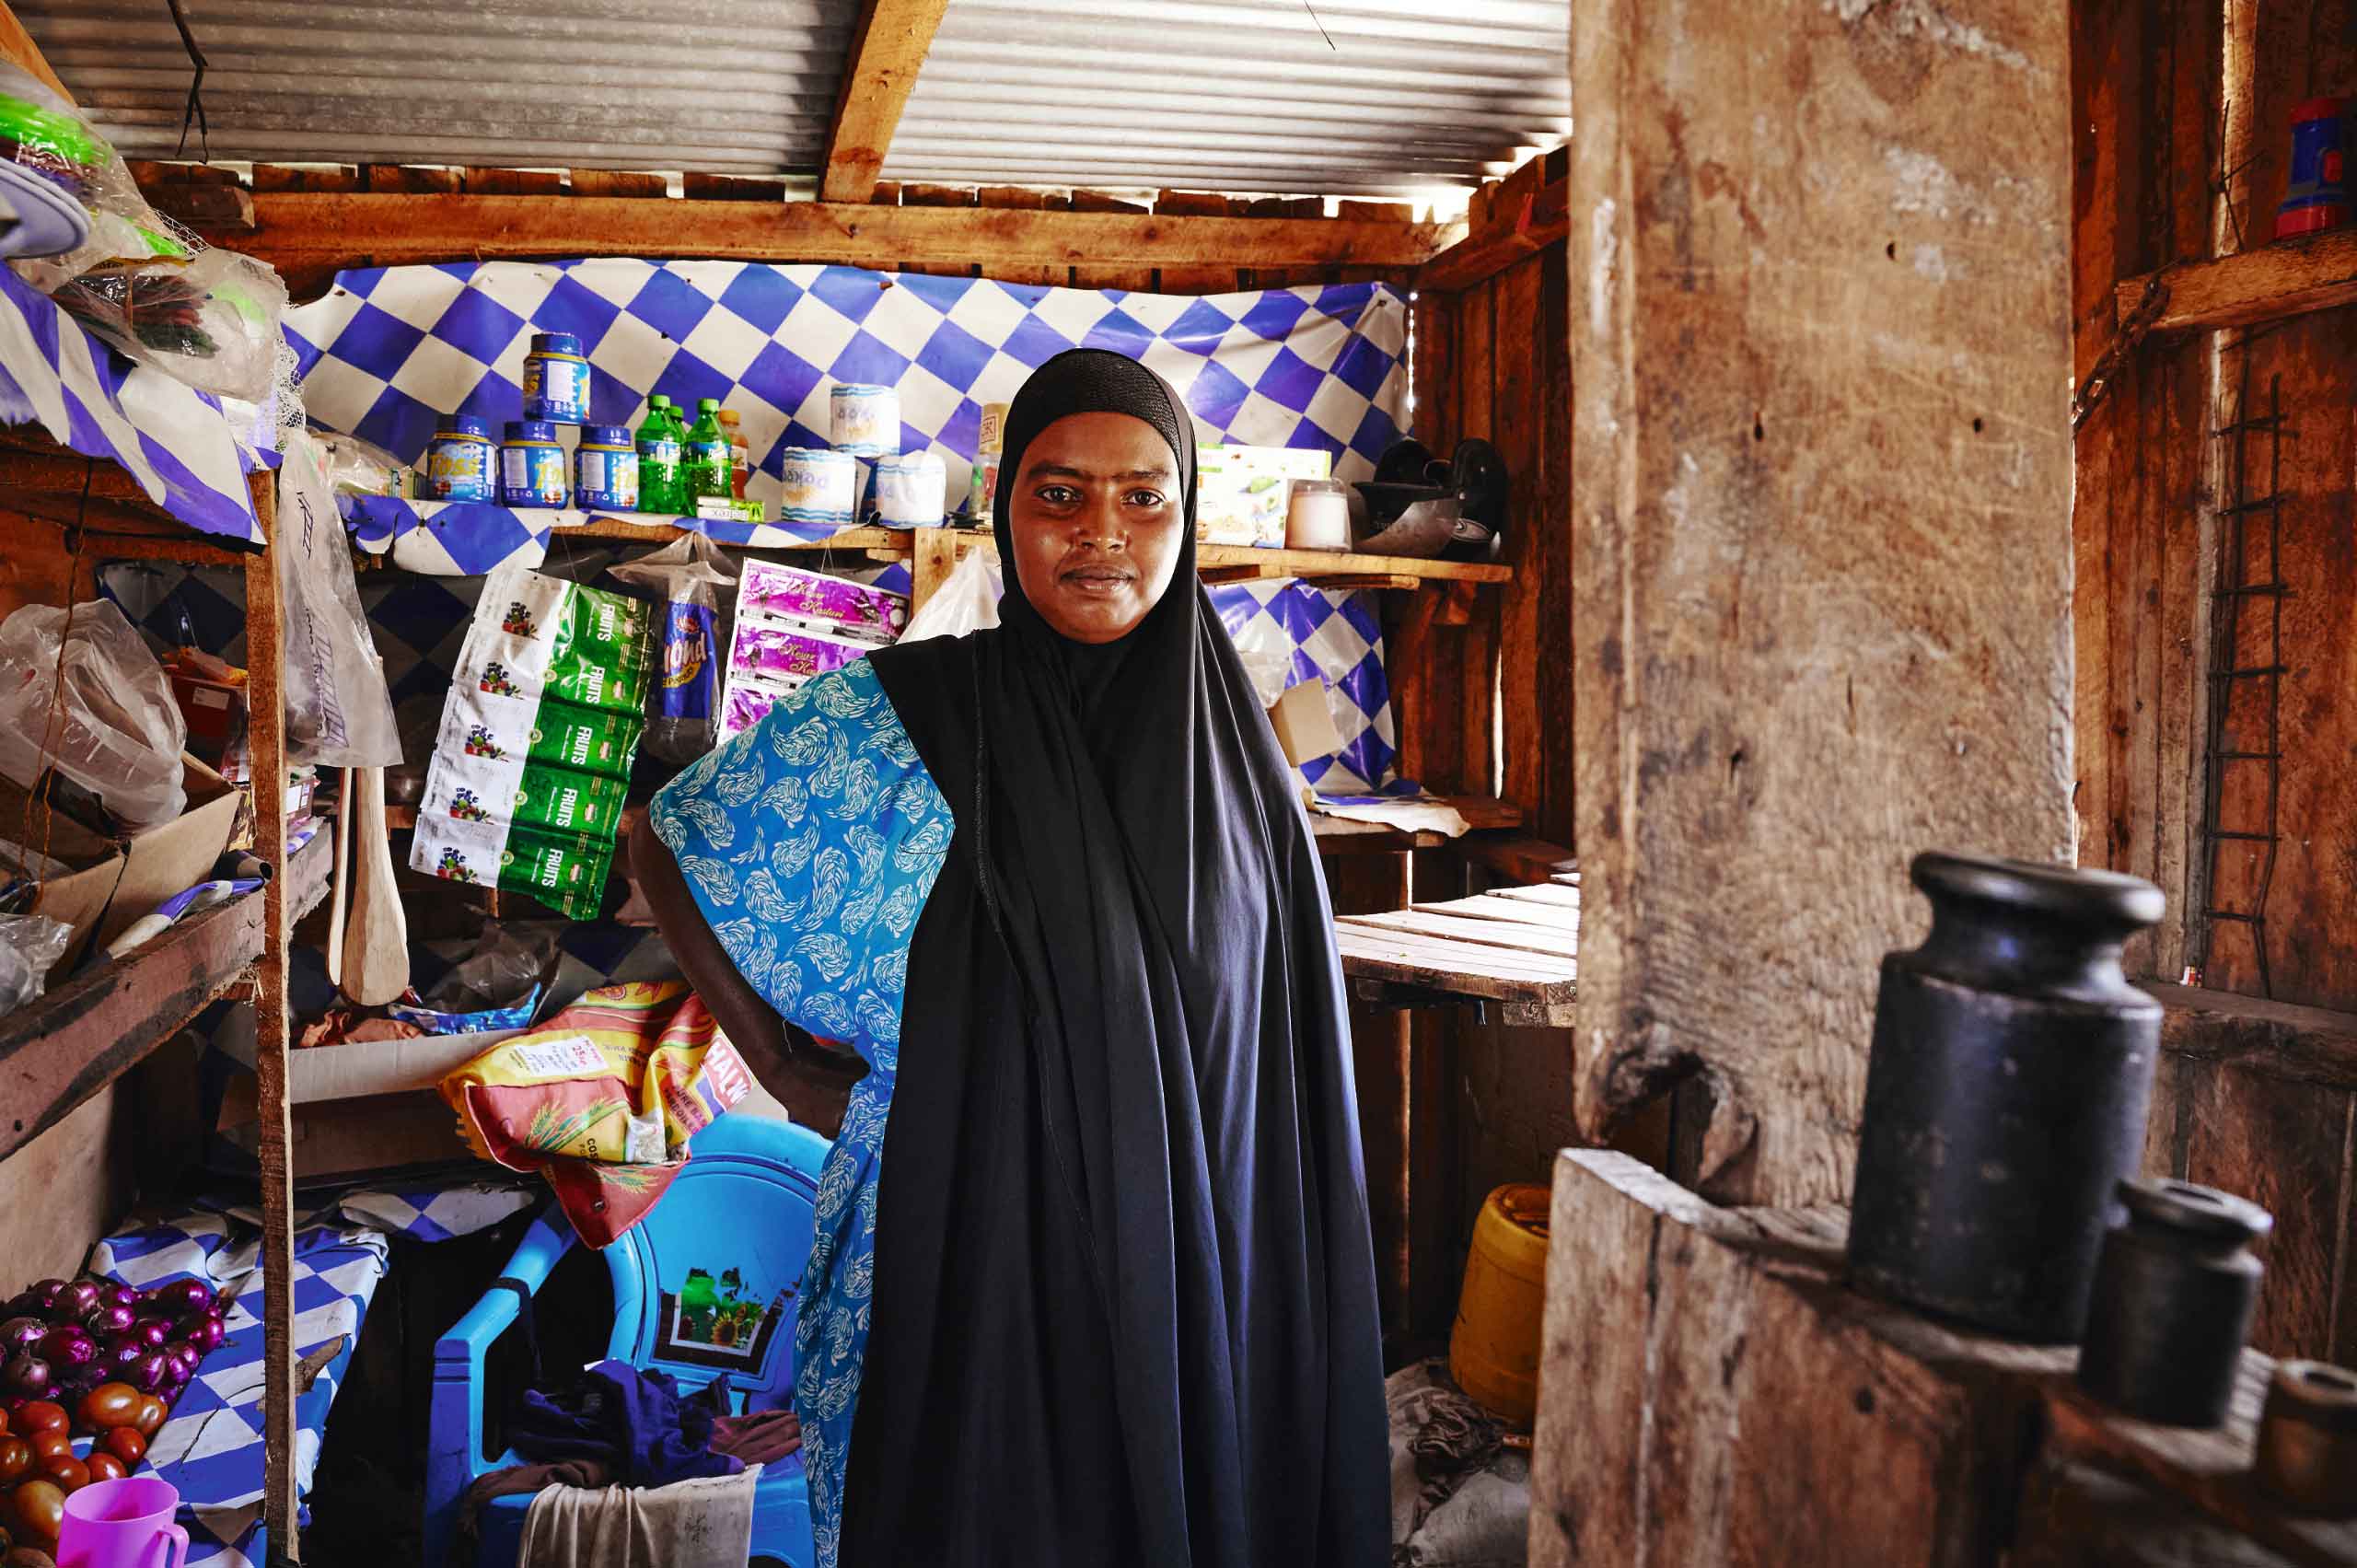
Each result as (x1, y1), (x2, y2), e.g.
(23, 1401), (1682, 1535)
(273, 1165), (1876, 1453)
(683, 398), (733, 503)
(636, 395), (685, 514)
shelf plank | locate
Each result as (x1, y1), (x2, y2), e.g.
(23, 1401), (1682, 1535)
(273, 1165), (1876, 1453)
(0, 893), (259, 1158)
(0, 828), (331, 1164)
(2118, 227), (2357, 336)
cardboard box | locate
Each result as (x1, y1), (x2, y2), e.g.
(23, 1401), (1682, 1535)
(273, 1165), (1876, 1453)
(1267, 678), (1346, 769)
(216, 1028), (520, 1181)
(0, 755), (243, 983)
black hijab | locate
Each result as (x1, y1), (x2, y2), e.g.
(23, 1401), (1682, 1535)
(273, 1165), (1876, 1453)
(853, 349), (1388, 1566)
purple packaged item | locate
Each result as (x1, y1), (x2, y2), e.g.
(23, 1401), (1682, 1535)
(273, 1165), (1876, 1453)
(736, 560), (909, 645)
(728, 622), (874, 684)
(721, 676), (807, 738)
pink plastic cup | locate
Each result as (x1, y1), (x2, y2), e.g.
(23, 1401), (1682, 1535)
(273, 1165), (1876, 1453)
(57, 1476), (188, 1568)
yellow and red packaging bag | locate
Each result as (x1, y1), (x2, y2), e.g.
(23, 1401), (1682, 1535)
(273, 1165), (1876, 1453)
(439, 981), (753, 1246)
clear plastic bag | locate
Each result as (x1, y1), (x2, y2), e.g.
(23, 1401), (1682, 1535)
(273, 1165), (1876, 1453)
(0, 598), (186, 828)
(426, 920), (561, 1015)
(606, 532), (737, 763)
(278, 431), (401, 768)
(0, 912), (71, 1015)
(48, 245), (289, 402)
(898, 548), (1003, 644)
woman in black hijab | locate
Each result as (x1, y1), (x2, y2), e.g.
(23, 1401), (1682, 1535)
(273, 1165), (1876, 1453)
(638, 347), (1388, 1566)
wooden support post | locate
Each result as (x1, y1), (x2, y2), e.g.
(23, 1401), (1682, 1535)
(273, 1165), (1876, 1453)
(1567, 0), (2075, 1204)
(910, 526), (956, 616)
(819, 0), (953, 203)
(242, 471), (298, 1559)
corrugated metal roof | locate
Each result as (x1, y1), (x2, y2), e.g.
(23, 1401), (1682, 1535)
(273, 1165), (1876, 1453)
(18, 0), (860, 174)
(881, 0), (1570, 197)
(23, 0), (1567, 197)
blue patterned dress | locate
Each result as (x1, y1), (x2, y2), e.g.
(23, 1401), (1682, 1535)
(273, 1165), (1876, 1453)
(647, 658), (949, 1568)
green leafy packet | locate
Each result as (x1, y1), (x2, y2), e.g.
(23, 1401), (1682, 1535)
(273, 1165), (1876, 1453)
(412, 813), (613, 921)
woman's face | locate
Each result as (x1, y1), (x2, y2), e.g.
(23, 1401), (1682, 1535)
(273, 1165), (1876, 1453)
(1005, 411), (1186, 645)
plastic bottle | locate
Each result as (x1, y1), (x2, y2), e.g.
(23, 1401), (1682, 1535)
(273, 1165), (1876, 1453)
(683, 398), (733, 503)
(636, 394), (684, 515)
(718, 408), (750, 499)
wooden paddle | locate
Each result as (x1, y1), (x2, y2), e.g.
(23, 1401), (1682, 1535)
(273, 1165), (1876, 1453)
(325, 765), (351, 989)
(342, 762), (408, 1005)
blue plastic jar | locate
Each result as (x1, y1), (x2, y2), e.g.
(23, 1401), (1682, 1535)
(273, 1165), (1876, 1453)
(425, 414), (496, 503)
(575, 424), (639, 512)
(521, 331), (590, 424)
(499, 419), (567, 508)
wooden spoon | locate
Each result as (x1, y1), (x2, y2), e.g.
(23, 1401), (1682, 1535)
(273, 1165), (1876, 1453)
(342, 763), (408, 1005)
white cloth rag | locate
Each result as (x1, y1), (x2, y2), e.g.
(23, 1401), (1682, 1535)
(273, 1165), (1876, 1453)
(519, 1463), (762, 1568)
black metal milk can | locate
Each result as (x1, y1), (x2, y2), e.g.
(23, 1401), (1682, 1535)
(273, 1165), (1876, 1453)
(1846, 852), (2166, 1342)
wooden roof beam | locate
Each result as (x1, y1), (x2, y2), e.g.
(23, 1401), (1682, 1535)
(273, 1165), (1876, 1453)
(0, 2), (71, 105)
(198, 192), (1454, 272)
(819, 0), (952, 204)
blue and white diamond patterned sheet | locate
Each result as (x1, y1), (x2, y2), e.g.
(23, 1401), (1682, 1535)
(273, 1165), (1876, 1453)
(0, 268), (273, 543)
(285, 260), (1408, 575)
(1208, 580), (1398, 795)
(83, 1183), (535, 1566)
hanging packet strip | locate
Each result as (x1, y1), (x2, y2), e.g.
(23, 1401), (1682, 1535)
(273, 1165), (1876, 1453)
(412, 566), (653, 918)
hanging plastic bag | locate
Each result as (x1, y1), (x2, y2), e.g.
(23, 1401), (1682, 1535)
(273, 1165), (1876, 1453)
(898, 548), (1003, 644)
(606, 532), (738, 763)
(0, 598), (186, 828)
(277, 430), (401, 768)
(46, 245), (288, 402)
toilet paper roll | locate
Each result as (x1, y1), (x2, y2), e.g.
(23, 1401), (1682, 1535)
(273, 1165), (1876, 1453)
(830, 383), (902, 457)
(873, 451), (948, 528)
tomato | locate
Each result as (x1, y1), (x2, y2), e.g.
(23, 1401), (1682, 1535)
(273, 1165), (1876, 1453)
(10, 1408), (61, 1439)
(0, 1443), (27, 1485)
(37, 1460), (83, 1495)
(81, 1451), (123, 1484)
(129, 1397), (164, 1439)
(21, 1435), (64, 1470)
(75, 1385), (138, 1434)
(6, 1478), (61, 1545)
(99, 1426), (143, 1468)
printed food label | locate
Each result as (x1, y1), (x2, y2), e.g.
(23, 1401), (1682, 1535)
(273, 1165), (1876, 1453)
(506, 1036), (609, 1079)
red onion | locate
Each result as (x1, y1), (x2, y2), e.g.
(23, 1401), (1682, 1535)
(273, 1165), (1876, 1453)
(99, 1283), (136, 1312)
(102, 1338), (146, 1374)
(84, 1304), (135, 1339)
(56, 1360), (105, 1399)
(175, 1316), (226, 1354)
(37, 1327), (93, 1368)
(56, 1281), (101, 1323)
(0, 1318), (46, 1353)
(163, 1342), (201, 1379)
(150, 1281), (214, 1318)
(29, 1280), (64, 1307)
(128, 1351), (169, 1395)
(128, 1317), (171, 1350)
(3, 1353), (51, 1398)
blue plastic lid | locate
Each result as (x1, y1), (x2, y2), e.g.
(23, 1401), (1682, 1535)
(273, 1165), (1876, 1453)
(505, 419), (557, 443)
(583, 424), (633, 447)
(529, 331), (583, 357)
(436, 413), (492, 441)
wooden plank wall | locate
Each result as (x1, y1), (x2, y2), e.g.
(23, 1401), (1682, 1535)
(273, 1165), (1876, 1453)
(1387, 150), (1584, 1334)
(2075, 0), (2357, 1365)
(2075, 0), (2357, 1011)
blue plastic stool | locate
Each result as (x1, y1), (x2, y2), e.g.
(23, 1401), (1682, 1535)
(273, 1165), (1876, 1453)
(424, 1112), (830, 1568)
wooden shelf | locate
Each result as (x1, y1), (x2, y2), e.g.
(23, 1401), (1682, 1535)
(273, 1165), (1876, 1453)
(2117, 226), (2357, 337)
(0, 826), (329, 1164)
(1335, 880), (1577, 1027)
(537, 517), (1512, 589)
